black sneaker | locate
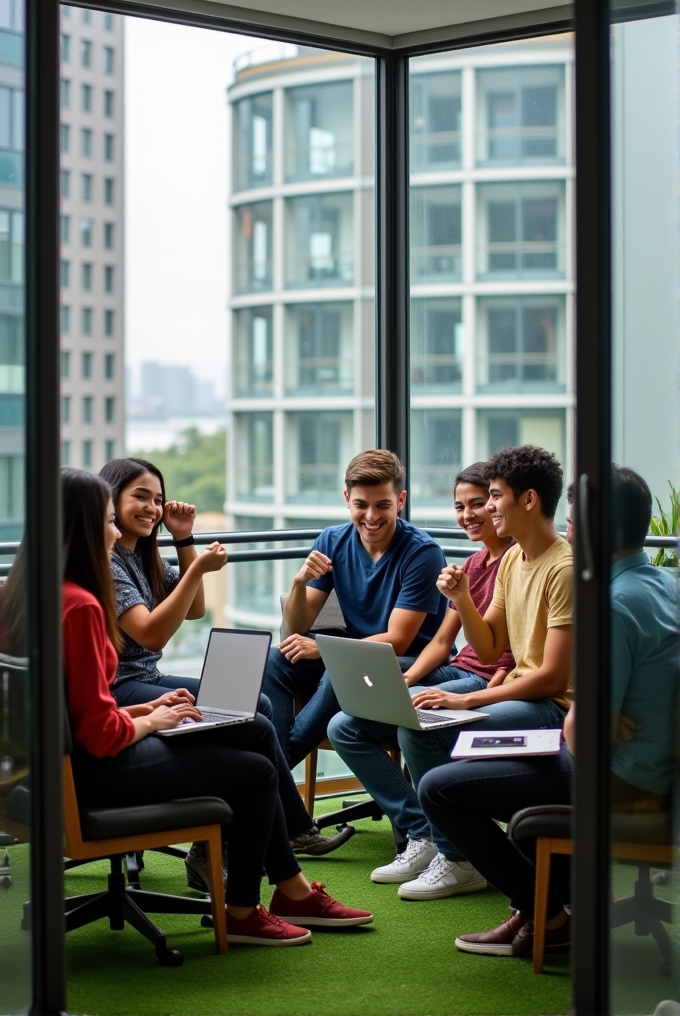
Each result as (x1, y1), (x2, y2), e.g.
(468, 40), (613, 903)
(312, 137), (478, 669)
(290, 824), (355, 856)
(185, 843), (228, 895)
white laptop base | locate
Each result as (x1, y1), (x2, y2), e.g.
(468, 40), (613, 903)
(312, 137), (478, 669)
(316, 634), (488, 731)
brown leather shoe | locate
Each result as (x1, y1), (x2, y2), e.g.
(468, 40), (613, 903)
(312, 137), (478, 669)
(512, 911), (571, 957)
(455, 911), (527, 956)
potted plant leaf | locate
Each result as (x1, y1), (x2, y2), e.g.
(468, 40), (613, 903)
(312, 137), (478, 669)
(649, 482), (679, 571)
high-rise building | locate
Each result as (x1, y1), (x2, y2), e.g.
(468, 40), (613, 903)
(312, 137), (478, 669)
(58, 4), (125, 472)
(225, 36), (574, 632)
(0, 0), (24, 542)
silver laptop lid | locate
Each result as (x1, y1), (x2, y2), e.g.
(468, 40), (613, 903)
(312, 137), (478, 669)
(196, 628), (271, 716)
(316, 635), (423, 729)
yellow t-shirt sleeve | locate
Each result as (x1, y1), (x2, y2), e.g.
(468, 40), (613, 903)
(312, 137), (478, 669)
(546, 560), (573, 628)
(490, 553), (508, 612)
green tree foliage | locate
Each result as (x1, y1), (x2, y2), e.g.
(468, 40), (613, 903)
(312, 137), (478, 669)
(131, 427), (226, 514)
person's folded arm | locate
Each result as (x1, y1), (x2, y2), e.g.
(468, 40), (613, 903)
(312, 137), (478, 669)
(402, 610), (461, 687)
(413, 624), (572, 711)
(364, 607), (428, 657)
(118, 544), (226, 652)
(455, 595), (510, 665)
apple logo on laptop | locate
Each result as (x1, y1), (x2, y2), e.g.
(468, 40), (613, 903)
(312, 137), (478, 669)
(363, 673), (373, 688)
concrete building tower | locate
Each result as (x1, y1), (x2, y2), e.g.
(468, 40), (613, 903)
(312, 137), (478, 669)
(58, 4), (125, 471)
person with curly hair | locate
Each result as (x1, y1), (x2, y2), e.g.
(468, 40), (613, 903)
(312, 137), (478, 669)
(396, 444), (573, 899)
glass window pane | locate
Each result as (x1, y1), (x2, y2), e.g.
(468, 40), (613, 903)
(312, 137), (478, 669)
(232, 92), (273, 189)
(285, 192), (354, 287)
(409, 37), (573, 528)
(284, 80), (354, 181)
(233, 200), (272, 292)
(284, 302), (353, 394)
(0, 2), (29, 1008)
(608, 9), (680, 1012)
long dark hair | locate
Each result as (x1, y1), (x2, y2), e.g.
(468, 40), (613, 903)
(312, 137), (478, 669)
(0, 540), (26, 656)
(453, 462), (490, 497)
(99, 457), (168, 606)
(62, 468), (121, 650)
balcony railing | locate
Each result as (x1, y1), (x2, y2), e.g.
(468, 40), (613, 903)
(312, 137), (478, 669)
(480, 241), (564, 277)
(284, 355), (353, 393)
(0, 528), (675, 576)
(481, 127), (561, 163)
(234, 362), (274, 396)
(410, 131), (462, 170)
(410, 245), (462, 281)
(286, 251), (354, 287)
(286, 141), (353, 181)
(410, 354), (462, 389)
(481, 352), (559, 386)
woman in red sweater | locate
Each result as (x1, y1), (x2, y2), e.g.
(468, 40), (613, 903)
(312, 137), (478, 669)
(61, 467), (372, 946)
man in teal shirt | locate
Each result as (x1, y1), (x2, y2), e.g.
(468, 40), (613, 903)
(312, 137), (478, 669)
(609, 468), (678, 802)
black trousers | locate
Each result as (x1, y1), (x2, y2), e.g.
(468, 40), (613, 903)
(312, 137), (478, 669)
(418, 745), (573, 919)
(73, 715), (302, 907)
(112, 677), (314, 841)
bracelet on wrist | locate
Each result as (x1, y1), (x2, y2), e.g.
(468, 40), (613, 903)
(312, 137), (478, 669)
(172, 535), (195, 548)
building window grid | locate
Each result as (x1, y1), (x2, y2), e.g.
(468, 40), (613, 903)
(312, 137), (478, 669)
(81, 83), (92, 113)
(80, 38), (92, 69)
(227, 47), (573, 545)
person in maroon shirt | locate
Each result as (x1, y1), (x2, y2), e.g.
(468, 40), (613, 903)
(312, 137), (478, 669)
(59, 467), (373, 947)
(328, 463), (515, 894)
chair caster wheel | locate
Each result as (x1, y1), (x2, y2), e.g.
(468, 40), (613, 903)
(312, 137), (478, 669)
(157, 947), (183, 967)
(201, 915), (214, 928)
(0, 875), (12, 890)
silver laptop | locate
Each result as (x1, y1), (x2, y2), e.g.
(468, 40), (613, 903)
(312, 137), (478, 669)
(156, 627), (271, 737)
(316, 635), (489, 731)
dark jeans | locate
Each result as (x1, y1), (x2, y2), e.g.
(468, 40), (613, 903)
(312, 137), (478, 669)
(73, 714), (301, 907)
(418, 745), (573, 918)
(262, 643), (343, 767)
(112, 676), (314, 841)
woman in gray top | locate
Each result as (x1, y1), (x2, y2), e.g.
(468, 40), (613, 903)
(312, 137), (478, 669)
(99, 457), (353, 888)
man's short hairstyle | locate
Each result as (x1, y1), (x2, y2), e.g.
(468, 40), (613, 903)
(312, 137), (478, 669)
(344, 449), (405, 495)
(482, 445), (563, 519)
(453, 462), (489, 496)
(611, 466), (652, 553)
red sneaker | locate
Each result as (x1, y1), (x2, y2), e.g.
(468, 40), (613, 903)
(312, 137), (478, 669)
(226, 906), (312, 946)
(270, 881), (374, 927)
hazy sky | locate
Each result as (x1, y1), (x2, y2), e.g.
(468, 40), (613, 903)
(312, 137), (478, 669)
(124, 16), (255, 394)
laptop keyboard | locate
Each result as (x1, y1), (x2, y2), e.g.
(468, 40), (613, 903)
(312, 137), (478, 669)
(197, 710), (240, 724)
(415, 708), (457, 728)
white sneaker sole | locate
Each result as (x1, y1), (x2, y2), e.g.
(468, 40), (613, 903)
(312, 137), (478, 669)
(398, 877), (487, 900)
(371, 871), (429, 884)
(273, 914), (374, 927)
(454, 935), (513, 956)
(227, 929), (312, 946)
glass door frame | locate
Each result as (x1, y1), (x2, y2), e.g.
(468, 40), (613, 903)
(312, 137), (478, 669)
(27, 2), (633, 1013)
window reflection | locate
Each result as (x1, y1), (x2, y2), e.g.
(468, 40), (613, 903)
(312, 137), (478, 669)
(285, 302), (353, 394)
(233, 200), (272, 292)
(285, 192), (353, 287)
(233, 92), (273, 190)
(477, 65), (566, 165)
(285, 80), (353, 181)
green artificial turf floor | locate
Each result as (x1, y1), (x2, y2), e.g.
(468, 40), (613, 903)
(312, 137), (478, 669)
(0, 798), (676, 1016)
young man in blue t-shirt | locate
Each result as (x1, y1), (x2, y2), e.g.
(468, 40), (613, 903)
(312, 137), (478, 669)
(262, 449), (447, 768)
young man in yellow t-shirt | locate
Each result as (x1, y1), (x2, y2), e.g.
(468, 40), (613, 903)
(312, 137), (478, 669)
(396, 444), (572, 901)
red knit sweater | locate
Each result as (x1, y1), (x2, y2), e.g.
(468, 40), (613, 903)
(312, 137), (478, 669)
(63, 581), (135, 757)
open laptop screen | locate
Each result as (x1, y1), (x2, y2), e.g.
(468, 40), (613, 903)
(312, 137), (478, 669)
(196, 628), (271, 714)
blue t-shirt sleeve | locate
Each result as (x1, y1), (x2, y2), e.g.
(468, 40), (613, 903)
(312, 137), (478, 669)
(306, 530), (335, 593)
(610, 602), (635, 710)
(394, 543), (446, 615)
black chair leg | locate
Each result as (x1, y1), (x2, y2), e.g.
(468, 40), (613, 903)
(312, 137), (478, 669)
(120, 892), (183, 966)
(128, 887), (212, 917)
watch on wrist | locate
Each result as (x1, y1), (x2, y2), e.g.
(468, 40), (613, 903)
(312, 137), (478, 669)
(172, 535), (195, 548)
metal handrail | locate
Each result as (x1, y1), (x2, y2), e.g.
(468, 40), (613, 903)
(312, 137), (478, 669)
(0, 528), (675, 560)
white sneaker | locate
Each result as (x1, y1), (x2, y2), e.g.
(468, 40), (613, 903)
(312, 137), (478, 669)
(370, 838), (438, 884)
(397, 853), (487, 900)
